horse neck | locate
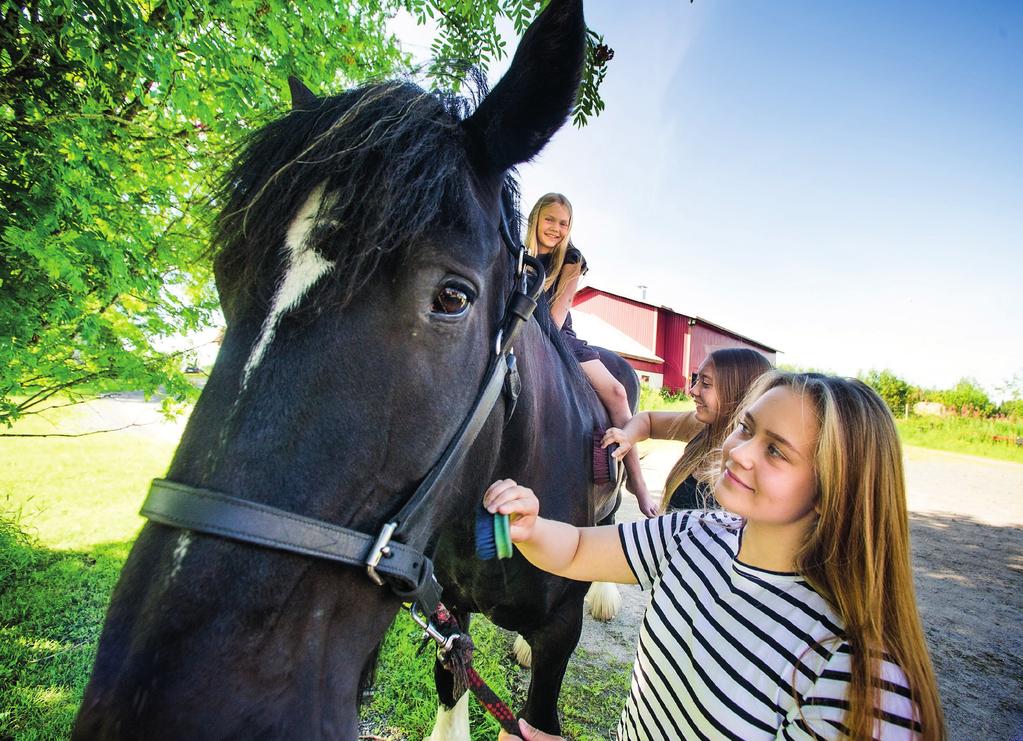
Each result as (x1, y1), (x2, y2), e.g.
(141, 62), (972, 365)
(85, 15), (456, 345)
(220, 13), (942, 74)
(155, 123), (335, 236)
(496, 321), (608, 515)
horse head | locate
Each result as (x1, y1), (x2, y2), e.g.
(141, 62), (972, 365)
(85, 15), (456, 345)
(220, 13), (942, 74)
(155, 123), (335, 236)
(74, 1), (587, 738)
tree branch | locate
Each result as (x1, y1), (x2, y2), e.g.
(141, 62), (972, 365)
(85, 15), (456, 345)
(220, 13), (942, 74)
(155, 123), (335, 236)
(1, 422), (160, 437)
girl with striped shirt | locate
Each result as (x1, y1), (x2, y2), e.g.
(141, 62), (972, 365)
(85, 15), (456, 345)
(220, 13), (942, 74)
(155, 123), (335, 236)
(487, 372), (944, 740)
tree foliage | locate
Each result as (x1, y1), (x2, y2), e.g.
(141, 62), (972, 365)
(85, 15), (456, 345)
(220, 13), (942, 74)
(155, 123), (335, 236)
(0, 0), (609, 427)
(860, 369), (914, 417)
(928, 377), (994, 417)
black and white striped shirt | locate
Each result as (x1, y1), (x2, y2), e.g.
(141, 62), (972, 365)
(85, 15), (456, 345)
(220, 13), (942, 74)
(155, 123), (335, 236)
(617, 511), (920, 740)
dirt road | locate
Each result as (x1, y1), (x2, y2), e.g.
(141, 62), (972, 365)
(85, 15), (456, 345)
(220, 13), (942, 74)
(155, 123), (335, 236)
(582, 442), (1023, 739)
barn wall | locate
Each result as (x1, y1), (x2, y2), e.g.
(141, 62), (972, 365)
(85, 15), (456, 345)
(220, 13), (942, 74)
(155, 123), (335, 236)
(633, 369), (664, 389)
(627, 358), (662, 374)
(658, 312), (690, 392)
(689, 323), (777, 378)
(573, 288), (776, 393)
(573, 290), (658, 350)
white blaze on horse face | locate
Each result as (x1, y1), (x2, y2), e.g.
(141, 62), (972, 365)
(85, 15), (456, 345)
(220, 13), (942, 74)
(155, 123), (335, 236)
(241, 183), (336, 388)
(425, 692), (471, 741)
(169, 531), (192, 580)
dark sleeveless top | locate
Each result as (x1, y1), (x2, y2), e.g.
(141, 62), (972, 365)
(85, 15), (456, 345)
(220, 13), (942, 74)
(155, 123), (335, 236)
(667, 474), (713, 511)
(538, 246), (599, 364)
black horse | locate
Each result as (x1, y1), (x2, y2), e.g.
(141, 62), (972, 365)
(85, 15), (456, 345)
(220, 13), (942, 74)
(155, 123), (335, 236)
(74, 1), (637, 737)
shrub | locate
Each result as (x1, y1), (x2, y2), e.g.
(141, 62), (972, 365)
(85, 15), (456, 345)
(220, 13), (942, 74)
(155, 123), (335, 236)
(860, 369), (913, 416)
(997, 399), (1023, 420)
(638, 384), (693, 413)
(931, 378), (995, 417)
(659, 386), (689, 403)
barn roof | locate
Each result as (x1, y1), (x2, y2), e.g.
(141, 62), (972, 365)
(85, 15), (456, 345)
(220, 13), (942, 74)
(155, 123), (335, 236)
(575, 285), (780, 354)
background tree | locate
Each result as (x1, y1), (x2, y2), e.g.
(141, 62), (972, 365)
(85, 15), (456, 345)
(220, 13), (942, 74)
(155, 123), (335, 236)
(0, 0), (610, 427)
(928, 377), (995, 417)
(994, 372), (1023, 419)
(860, 368), (914, 417)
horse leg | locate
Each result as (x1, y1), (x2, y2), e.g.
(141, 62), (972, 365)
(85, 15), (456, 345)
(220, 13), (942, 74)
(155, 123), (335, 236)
(519, 585), (587, 735)
(426, 607), (472, 741)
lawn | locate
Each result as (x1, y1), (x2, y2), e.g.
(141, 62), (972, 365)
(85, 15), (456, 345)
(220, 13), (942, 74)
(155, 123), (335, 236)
(895, 415), (1023, 464)
(0, 403), (628, 740)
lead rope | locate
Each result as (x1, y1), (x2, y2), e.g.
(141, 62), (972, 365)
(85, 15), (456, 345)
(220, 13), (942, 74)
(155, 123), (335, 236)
(411, 604), (519, 735)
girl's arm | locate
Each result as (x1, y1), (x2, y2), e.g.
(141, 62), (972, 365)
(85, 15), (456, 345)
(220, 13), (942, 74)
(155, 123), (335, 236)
(602, 410), (703, 459)
(649, 410), (700, 440)
(483, 479), (637, 585)
(549, 263), (582, 329)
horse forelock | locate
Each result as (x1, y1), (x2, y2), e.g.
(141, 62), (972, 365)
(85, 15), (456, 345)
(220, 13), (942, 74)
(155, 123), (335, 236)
(213, 81), (485, 321)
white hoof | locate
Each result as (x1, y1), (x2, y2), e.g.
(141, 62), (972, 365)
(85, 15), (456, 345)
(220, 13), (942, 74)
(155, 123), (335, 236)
(586, 581), (621, 622)
(513, 633), (532, 668)
(424, 692), (471, 741)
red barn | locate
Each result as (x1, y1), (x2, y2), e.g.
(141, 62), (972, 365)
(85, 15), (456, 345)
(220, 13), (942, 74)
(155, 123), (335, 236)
(571, 286), (778, 392)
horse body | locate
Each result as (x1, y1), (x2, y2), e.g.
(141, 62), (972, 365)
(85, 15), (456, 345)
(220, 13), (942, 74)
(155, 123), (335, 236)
(430, 340), (633, 733)
(74, 1), (634, 737)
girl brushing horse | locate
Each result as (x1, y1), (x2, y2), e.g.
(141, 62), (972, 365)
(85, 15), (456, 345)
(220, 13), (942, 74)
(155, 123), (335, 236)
(526, 192), (656, 517)
(603, 347), (771, 513)
(489, 372), (945, 740)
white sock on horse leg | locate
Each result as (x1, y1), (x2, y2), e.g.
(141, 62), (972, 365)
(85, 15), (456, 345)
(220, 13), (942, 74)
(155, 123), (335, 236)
(513, 633), (532, 668)
(586, 581), (621, 622)
(424, 691), (470, 741)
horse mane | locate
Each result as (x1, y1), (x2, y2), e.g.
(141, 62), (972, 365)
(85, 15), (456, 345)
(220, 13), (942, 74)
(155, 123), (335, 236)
(212, 71), (588, 387)
(213, 79), (479, 317)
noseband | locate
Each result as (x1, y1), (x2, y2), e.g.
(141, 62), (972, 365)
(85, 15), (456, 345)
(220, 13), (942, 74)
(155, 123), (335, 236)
(140, 208), (545, 614)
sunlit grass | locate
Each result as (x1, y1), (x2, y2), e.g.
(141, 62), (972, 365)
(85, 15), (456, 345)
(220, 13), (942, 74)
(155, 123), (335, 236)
(1, 403), (629, 739)
(896, 415), (1023, 464)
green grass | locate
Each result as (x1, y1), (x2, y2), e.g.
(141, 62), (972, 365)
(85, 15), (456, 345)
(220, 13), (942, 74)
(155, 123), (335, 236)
(363, 612), (526, 739)
(638, 385), (695, 413)
(896, 415), (1023, 464)
(554, 647), (631, 739)
(1, 404), (630, 739)
(0, 402), (177, 739)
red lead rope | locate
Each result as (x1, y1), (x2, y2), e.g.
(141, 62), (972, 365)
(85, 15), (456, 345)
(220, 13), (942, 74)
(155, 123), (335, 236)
(424, 605), (520, 735)
(463, 664), (519, 733)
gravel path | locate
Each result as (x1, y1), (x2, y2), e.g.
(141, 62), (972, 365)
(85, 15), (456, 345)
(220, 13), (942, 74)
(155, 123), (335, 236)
(580, 442), (1023, 740)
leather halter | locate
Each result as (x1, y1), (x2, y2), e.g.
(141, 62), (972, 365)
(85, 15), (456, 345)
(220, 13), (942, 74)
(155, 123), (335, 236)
(140, 207), (545, 614)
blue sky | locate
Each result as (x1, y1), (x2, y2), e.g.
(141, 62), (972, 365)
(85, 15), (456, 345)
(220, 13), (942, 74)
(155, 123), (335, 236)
(393, 1), (1022, 397)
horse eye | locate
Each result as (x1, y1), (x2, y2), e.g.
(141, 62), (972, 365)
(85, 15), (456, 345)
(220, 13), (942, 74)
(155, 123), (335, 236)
(432, 284), (474, 316)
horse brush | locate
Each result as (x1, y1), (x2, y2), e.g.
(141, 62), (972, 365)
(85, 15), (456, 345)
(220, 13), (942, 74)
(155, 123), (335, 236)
(593, 429), (619, 486)
(475, 507), (513, 560)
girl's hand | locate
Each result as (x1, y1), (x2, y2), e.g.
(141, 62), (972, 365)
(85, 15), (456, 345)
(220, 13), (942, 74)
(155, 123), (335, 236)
(497, 718), (565, 741)
(601, 427), (633, 460)
(483, 479), (539, 543)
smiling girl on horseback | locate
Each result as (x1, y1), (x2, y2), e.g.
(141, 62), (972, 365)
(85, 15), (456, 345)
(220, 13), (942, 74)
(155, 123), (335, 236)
(526, 192), (656, 517)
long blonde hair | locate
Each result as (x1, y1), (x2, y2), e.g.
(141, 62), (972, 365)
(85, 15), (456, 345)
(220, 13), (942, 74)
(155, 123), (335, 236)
(525, 193), (574, 306)
(742, 372), (945, 739)
(661, 348), (772, 511)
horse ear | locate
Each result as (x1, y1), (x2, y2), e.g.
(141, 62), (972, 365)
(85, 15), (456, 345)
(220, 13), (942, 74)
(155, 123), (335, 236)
(288, 75), (318, 111)
(462, 0), (586, 175)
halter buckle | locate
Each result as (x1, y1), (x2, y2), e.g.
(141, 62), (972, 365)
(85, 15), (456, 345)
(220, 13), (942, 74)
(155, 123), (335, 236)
(410, 603), (460, 658)
(365, 521), (397, 586)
